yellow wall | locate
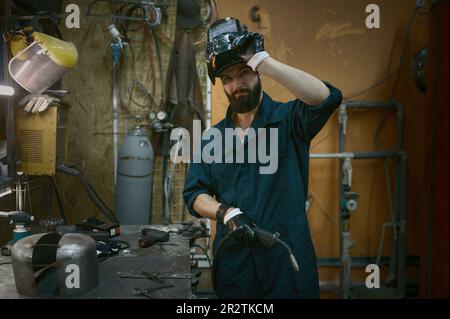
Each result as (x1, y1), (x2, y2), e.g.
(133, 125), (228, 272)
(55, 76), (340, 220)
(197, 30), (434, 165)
(211, 0), (428, 291)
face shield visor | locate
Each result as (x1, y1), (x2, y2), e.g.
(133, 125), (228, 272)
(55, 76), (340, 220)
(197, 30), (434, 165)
(206, 17), (248, 84)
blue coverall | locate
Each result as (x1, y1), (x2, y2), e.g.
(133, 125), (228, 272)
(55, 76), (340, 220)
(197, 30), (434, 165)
(183, 81), (343, 298)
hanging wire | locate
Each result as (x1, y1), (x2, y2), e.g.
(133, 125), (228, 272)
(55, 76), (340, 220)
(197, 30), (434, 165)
(364, 7), (420, 264)
(374, 7), (419, 150)
(312, 7), (422, 151)
(113, 4), (158, 110)
(191, 243), (213, 270)
(146, 21), (165, 105)
(384, 160), (398, 240)
(120, 41), (156, 109)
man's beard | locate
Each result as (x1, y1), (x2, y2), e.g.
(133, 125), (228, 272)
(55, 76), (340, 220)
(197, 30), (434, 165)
(225, 77), (262, 114)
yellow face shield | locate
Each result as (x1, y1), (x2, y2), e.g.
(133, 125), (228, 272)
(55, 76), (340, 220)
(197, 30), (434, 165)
(8, 32), (78, 93)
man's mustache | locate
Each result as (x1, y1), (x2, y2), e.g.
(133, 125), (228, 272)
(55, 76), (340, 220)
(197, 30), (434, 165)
(233, 88), (251, 96)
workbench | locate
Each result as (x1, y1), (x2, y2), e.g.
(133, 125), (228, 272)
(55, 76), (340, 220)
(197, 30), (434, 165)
(0, 225), (192, 299)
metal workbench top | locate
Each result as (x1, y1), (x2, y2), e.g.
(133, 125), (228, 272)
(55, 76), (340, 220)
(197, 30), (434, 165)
(0, 225), (192, 299)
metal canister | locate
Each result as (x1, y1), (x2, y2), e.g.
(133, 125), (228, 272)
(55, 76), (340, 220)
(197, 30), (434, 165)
(11, 232), (99, 296)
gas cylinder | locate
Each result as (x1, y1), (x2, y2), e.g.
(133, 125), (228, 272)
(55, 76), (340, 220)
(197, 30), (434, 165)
(115, 121), (154, 224)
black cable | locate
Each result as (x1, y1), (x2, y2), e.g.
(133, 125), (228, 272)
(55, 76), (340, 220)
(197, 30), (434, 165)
(212, 228), (300, 298)
(48, 175), (67, 224)
(374, 7), (419, 149)
(277, 238), (300, 272)
(96, 239), (130, 262)
(360, 8), (420, 268)
(345, 58), (415, 100)
(113, 239), (130, 250)
(191, 243), (212, 270)
(56, 165), (119, 224)
(127, 42), (156, 107)
(49, 12), (63, 40)
(359, 9), (420, 260)
(211, 233), (231, 298)
(124, 5), (146, 33)
(161, 153), (168, 224)
(147, 22), (165, 104)
(390, 8), (419, 101)
(115, 4), (158, 110)
(120, 47), (148, 111)
(82, 176), (119, 224)
(345, 7), (419, 101)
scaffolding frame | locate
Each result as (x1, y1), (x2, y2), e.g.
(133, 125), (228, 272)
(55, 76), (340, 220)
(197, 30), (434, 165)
(310, 100), (408, 298)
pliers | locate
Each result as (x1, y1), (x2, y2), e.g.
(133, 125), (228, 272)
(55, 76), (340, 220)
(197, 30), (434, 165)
(132, 284), (175, 298)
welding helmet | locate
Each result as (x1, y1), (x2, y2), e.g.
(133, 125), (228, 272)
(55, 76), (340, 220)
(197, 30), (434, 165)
(206, 17), (248, 84)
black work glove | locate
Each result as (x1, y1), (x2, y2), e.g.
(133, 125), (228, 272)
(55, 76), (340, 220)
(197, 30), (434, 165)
(232, 32), (265, 63)
(225, 213), (257, 244)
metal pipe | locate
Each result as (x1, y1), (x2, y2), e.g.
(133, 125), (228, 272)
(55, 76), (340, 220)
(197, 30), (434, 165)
(112, 63), (119, 185)
(338, 104), (350, 299)
(311, 152), (354, 159)
(319, 281), (367, 292)
(3, 0), (16, 179)
(16, 172), (23, 211)
(111, 41), (123, 185)
(162, 145), (169, 225)
(310, 151), (403, 159)
(317, 256), (419, 268)
(387, 104), (405, 287)
(384, 159), (399, 248)
(0, 188), (12, 198)
(397, 153), (408, 296)
(376, 222), (392, 265)
(396, 103), (405, 148)
(334, 101), (411, 299)
(342, 100), (401, 109)
(387, 208), (398, 283)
